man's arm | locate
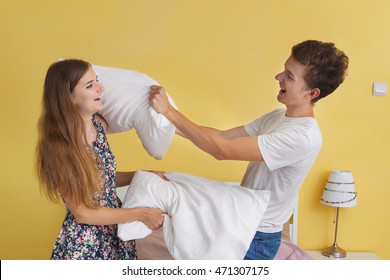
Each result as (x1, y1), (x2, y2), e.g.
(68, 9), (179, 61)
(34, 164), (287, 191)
(177, 125), (248, 140)
(149, 86), (263, 162)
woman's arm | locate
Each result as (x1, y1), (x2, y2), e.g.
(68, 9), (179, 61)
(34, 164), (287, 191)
(62, 192), (164, 230)
(149, 86), (263, 162)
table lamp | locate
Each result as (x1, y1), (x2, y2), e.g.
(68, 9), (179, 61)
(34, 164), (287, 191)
(320, 170), (357, 258)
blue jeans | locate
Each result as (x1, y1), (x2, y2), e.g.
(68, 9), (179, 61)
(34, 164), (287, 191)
(243, 231), (282, 260)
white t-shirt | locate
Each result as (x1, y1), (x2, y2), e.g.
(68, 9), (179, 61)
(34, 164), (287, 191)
(242, 108), (322, 233)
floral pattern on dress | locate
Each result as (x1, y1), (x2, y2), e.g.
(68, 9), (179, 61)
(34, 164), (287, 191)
(51, 115), (137, 260)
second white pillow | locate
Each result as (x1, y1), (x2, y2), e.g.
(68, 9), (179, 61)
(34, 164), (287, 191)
(93, 64), (177, 159)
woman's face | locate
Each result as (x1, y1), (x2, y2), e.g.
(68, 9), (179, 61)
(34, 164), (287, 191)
(72, 67), (104, 119)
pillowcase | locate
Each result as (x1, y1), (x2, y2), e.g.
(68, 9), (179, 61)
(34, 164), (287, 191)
(118, 171), (271, 260)
(92, 64), (178, 160)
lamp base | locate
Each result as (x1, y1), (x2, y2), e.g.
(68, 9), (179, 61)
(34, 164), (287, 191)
(322, 243), (346, 258)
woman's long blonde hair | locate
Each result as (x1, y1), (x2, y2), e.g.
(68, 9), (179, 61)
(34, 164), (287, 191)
(36, 59), (101, 208)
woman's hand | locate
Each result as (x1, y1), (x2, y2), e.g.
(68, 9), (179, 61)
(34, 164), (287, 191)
(141, 208), (165, 230)
(149, 85), (172, 115)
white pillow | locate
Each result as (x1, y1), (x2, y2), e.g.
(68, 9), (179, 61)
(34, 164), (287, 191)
(118, 171), (270, 260)
(93, 64), (178, 160)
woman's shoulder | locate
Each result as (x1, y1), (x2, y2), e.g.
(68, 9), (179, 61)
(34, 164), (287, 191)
(93, 113), (109, 131)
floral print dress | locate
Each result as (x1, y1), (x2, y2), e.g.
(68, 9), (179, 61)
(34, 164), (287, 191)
(51, 115), (137, 260)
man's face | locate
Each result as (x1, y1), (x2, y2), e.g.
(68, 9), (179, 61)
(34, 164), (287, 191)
(274, 55), (312, 107)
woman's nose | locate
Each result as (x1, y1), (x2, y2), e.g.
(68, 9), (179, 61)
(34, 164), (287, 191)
(98, 83), (104, 93)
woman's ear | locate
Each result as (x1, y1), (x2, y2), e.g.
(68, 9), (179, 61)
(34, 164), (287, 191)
(70, 96), (76, 104)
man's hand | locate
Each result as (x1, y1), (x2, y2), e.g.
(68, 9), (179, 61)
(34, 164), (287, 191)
(149, 85), (172, 115)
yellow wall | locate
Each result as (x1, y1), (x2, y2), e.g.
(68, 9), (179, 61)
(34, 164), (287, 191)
(1, 0), (389, 260)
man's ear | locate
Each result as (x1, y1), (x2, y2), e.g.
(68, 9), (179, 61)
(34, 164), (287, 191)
(308, 88), (320, 100)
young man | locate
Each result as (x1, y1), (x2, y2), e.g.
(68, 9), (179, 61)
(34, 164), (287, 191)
(149, 40), (349, 260)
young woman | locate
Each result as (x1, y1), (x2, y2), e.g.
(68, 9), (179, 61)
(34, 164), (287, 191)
(36, 59), (165, 260)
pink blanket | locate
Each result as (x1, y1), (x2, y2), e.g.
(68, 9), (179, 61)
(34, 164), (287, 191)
(274, 239), (313, 260)
(136, 229), (313, 260)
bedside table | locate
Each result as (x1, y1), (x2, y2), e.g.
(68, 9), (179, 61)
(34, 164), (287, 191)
(307, 251), (380, 260)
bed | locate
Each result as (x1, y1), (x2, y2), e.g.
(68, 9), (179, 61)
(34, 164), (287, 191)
(116, 172), (313, 260)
